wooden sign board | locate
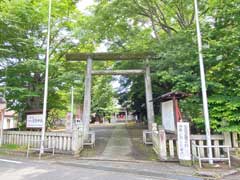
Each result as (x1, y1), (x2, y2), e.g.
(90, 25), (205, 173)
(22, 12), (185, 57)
(26, 114), (43, 128)
(161, 100), (176, 132)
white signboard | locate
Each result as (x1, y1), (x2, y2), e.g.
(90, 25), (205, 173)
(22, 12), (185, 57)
(161, 100), (176, 132)
(27, 114), (43, 128)
(177, 122), (191, 160)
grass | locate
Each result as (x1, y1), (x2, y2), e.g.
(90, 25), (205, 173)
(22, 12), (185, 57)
(235, 149), (240, 157)
(0, 144), (27, 151)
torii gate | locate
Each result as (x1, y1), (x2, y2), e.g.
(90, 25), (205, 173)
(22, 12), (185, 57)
(66, 52), (156, 137)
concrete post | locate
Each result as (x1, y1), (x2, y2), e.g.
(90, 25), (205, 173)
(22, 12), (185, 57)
(223, 132), (232, 148)
(144, 60), (155, 130)
(0, 97), (6, 147)
(0, 110), (4, 146)
(72, 125), (83, 156)
(82, 56), (92, 139)
(152, 123), (157, 131)
(114, 113), (117, 122)
(125, 110), (128, 123)
(159, 128), (167, 160)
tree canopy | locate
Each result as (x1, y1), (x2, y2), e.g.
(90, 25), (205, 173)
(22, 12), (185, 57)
(0, 0), (240, 132)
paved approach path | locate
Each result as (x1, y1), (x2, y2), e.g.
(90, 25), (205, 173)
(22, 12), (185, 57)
(80, 123), (157, 161)
(101, 124), (134, 160)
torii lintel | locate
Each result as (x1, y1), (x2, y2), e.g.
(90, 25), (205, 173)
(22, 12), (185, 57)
(66, 52), (157, 61)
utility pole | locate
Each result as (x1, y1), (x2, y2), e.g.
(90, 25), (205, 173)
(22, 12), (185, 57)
(0, 97), (6, 147)
(40, 0), (52, 155)
(194, 0), (213, 164)
(70, 86), (74, 130)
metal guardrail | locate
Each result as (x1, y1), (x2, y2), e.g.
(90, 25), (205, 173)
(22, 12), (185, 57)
(192, 143), (231, 168)
(27, 139), (55, 159)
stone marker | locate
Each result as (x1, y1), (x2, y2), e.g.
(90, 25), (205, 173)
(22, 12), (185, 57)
(177, 122), (192, 166)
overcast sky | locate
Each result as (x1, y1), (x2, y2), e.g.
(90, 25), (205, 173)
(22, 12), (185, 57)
(77, 0), (94, 13)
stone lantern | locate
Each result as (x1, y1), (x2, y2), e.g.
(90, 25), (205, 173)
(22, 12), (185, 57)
(0, 97), (6, 146)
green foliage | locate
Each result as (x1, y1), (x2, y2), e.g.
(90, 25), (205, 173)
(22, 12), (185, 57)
(154, 114), (162, 125)
(0, 0), (83, 118)
(80, 0), (240, 133)
(0, 0), (118, 128)
(1, 0), (240, 133)
(0, 144), (27, 151)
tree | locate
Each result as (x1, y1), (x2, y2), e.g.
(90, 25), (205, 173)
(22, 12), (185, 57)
(0, 0), (86, 126)
(78, 0), (240, 132)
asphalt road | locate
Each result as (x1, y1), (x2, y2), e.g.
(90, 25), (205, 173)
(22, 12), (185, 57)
(0, 124), (238, 180)
(0, 158), (204, 180)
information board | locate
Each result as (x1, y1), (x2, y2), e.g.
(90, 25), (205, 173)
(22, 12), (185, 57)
(177, 122), (191, 160)
(27, 114), (43, 128)
(161, 100), (176, 132)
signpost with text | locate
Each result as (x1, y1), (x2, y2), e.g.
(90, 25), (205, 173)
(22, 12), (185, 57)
(27, 114), (43, 128)
(177, 122), (191, 166)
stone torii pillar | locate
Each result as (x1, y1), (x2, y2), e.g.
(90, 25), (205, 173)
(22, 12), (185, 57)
(82, 56), (92, 138)
(144, 60), (155, 130)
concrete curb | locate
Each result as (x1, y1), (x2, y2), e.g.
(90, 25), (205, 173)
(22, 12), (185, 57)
(77, 157), (158, 163)
(56, 161), (203, 180)
(195, 169), (239, 179)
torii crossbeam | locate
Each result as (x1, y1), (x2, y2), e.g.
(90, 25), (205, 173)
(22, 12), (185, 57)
(66, 52), (157, 61)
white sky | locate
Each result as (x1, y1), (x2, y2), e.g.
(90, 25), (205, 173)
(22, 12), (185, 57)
(77, 0), (95, 14)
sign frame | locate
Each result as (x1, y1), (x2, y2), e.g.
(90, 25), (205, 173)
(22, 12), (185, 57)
(26, 114), (43, 128)
(161, 99), (177, 133)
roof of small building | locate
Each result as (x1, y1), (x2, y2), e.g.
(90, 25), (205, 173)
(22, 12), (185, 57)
(153, 91), (189, 102)
(25, 109), (44, 114)
(4, 110), (16, 117)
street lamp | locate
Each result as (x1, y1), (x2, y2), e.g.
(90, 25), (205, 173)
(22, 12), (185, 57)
(40, 0), (52, 155)
(194, 0), (213, 164)
(0, 97), (6, 147)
